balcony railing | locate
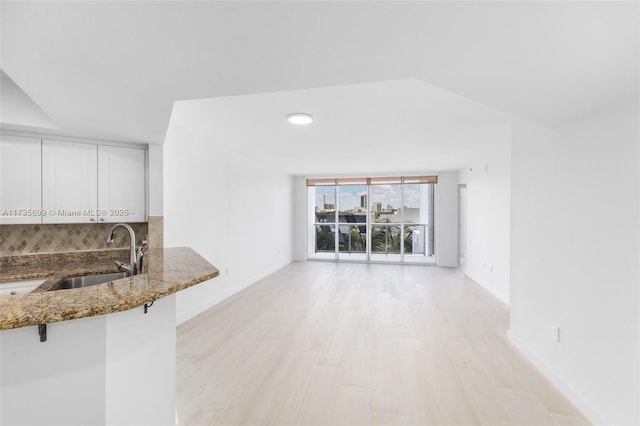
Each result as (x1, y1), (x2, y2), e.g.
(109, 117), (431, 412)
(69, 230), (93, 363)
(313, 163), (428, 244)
(338, 224), (366, 253)
(315, 223), (428, 256)
(404, 224), (427, 255)
(371, 223), (427, 255)
(314, 224), (335, 252)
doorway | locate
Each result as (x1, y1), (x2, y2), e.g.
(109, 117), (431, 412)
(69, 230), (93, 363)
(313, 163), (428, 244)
(458, 184), (467, 269)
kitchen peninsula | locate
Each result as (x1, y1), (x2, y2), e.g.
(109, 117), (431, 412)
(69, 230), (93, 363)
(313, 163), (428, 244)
(0, 247), (219, 426)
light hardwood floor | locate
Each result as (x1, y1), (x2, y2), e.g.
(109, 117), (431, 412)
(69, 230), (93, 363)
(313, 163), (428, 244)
(176, 261), (590, 426)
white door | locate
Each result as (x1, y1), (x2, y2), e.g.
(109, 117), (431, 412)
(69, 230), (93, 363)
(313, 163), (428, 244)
(98, 145), (146, 223)
(0, 136), (42, 224)
(42, 140), (98, 223)
(458, 185), (467, 269)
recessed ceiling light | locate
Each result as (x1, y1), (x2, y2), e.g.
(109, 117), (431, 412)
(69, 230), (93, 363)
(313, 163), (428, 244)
(287, 113), (314, 125)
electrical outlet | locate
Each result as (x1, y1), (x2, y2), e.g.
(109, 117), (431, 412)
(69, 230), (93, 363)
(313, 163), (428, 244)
(552, 324), (560, 343)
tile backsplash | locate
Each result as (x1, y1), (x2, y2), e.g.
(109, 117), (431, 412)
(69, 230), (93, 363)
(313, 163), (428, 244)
(0, 223), (148, 256)
(148, 216), (163, 250)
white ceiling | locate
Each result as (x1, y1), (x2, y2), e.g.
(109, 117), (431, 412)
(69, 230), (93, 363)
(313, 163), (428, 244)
(1, 1), (637, 173)
(169, 79), (509, 175)
(0, 70), (58, 130)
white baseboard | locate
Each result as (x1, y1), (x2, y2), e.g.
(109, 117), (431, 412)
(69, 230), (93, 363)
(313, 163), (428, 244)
(507, 331), (608, 426)
(464, 273), (510, 305)
(176, 260), (293, 326)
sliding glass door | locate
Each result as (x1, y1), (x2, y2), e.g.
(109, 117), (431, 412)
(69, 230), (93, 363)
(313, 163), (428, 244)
(308, 176), (436, 263)
(402, 178), (434, 263)
(369, 177), (403, 262)
(312, 184), (336, 259)
(337, 182), (368, 261)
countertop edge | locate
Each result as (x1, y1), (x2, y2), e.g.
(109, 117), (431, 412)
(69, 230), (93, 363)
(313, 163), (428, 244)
(0, 247), (220, 331)
(4, 271), (220, 330)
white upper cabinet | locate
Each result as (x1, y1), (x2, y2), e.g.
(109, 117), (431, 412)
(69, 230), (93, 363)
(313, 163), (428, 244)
(0, 136), (42, 224)
(5, 137), (147, 224)
(42, 140), (98, 223)
(97, 145), (146, 223)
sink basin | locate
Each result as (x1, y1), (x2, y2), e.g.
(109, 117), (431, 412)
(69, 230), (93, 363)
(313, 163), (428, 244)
(52, 272), (129, 290)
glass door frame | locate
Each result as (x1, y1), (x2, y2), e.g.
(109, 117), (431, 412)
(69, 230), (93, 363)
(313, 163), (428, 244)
(307, 177), (436, 264)
(337, 184), (368, 262)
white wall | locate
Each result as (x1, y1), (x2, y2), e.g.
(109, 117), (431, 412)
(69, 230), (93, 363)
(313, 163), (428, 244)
(509, 98), (639, 425)
(147, 144), (163, 216)
(458, 124), (511, 304)
(293, 171), (458, 264)
(1, 317), (106, 426)
(105, 295), (176, 426)
(293, 176), (307, 261)
(1, 298), (176, 426)
(163, 116), (295, 325)
(435, 171), (458, 267)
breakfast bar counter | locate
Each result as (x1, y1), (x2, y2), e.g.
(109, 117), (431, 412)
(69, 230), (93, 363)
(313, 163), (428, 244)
(0, 247), (219, 426)
(0, 247), (219, 330)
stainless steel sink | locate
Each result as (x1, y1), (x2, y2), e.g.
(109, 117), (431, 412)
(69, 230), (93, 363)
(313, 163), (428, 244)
(52, 272), (129, 290)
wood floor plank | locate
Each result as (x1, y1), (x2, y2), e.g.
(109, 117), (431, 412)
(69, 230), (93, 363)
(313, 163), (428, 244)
(329, 385), (371, 426)
(456, 360), (516, 426)
(176, 261), (590, 426)
(293, 364), (341, 425)
(497, 388), (561, 426)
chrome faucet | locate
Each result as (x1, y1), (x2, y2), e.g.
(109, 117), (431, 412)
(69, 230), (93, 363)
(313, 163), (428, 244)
(107, 223), (139, 276)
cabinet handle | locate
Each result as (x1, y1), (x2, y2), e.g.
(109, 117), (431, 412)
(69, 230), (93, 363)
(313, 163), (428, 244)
(99, 217), (105, 222)
(89, 217), (96, 222)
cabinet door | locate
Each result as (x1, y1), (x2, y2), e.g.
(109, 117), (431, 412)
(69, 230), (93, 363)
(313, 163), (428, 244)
(42, 140), (98, 223)
(98, 145), (146, 223)
(0, 136), (42, 224)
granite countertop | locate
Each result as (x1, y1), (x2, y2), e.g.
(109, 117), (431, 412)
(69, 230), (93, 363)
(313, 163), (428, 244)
(0, 247), (219, 330)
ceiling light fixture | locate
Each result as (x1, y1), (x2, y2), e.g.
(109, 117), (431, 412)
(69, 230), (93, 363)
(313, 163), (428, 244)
(287, 113), (314, 125)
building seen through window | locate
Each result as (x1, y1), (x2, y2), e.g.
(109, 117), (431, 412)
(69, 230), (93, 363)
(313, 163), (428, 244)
(308, 176), (435, 263)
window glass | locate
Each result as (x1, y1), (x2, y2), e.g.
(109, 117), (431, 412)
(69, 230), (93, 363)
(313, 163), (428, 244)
(371, 225), (401, 254)
(315, 224), (335, 252)
(314, 186), (335, 223)
(370, 184), (401, 223)
(308, 177), (435, 261)
(338, 185), (367, 220)
(338, 185), (367, 253)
